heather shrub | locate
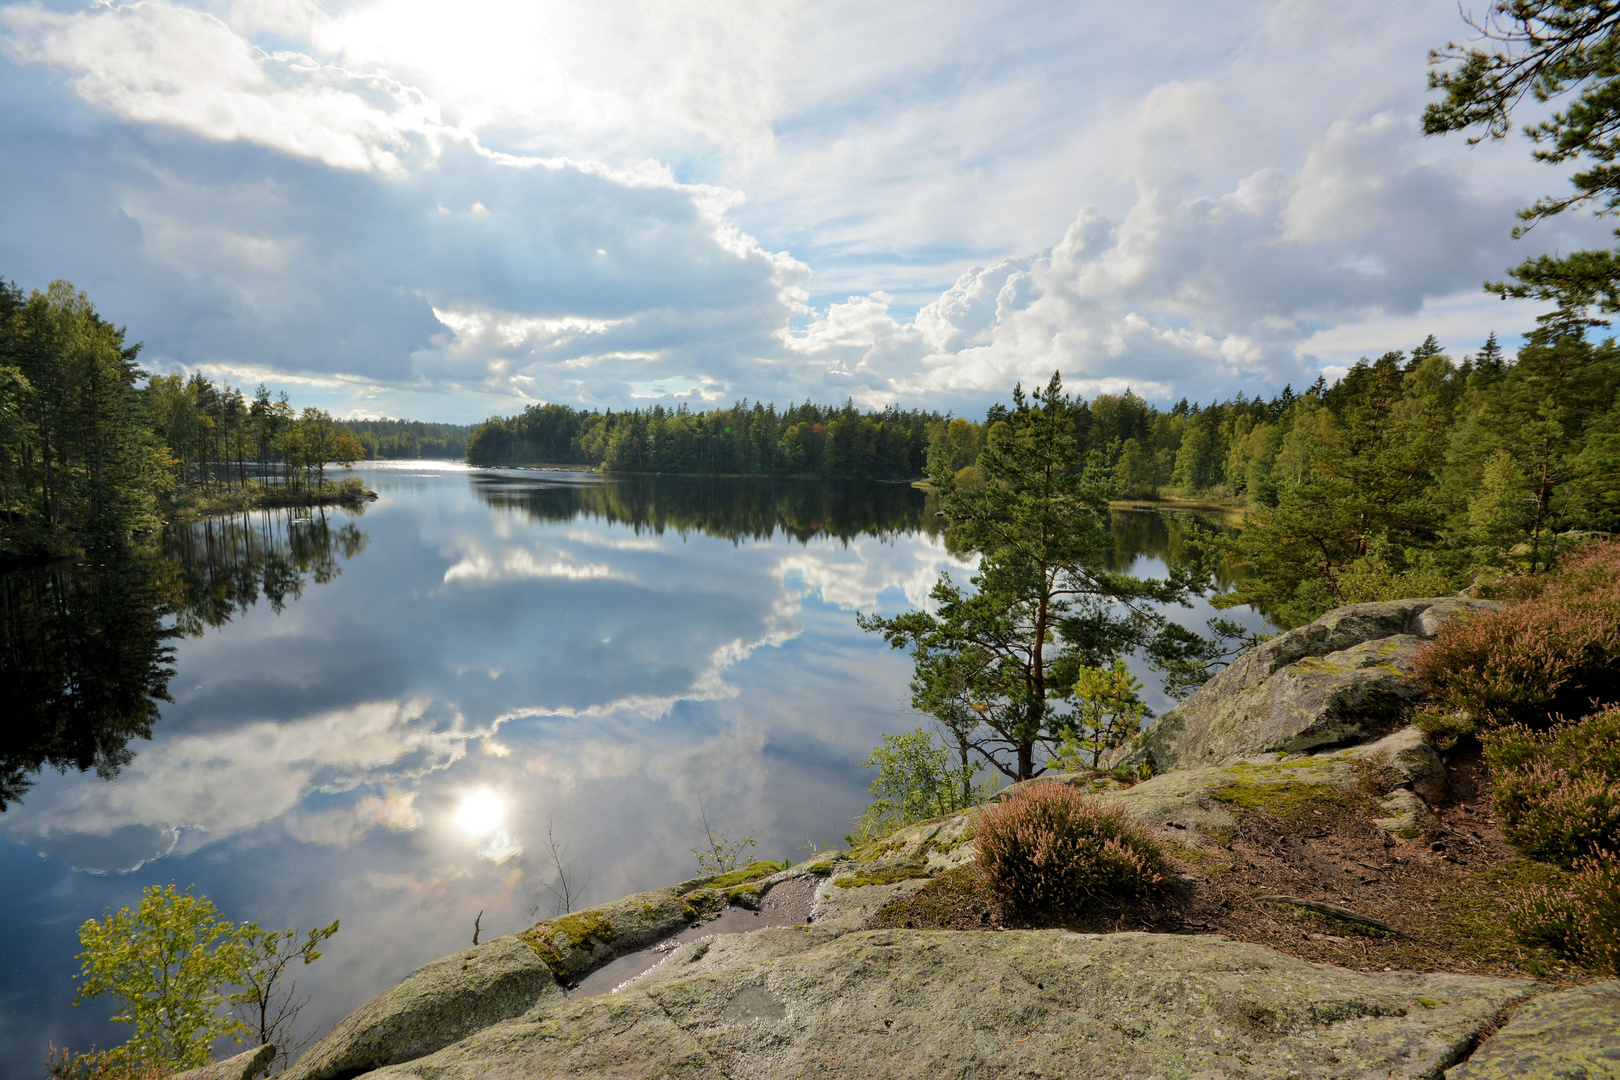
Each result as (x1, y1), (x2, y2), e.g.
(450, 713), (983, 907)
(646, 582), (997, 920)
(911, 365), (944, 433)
(975, 783), (1165, 918)
(1414, 542), (1620, 732)
(1512, 847), (1620, 975)
(1485, 706), (1620, 867)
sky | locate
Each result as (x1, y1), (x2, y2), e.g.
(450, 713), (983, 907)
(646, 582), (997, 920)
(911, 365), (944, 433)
(1, 0), (1609, 423)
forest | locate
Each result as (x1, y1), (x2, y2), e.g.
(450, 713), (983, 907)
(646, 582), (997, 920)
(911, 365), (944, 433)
(465, 399), (944, 478)
(921, 328), (1618, 630)
(343, 418), (472, 461)
(0, 279), (461, 560)
(468, 323), (1617, 633)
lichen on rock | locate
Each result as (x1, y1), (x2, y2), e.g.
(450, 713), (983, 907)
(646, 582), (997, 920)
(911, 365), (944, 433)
(1109, 597), (1497, 775)
(365, 930), (1535, 1080)
(168, 1044), (275, 1080)
(1446, 980), (1620, 1079)
(281, 935), (561, 1080)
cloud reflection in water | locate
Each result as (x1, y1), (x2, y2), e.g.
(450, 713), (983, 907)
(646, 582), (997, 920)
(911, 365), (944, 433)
(0, 466), (969, 1062)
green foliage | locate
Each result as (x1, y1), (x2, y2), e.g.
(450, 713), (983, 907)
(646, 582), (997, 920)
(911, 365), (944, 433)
(1213, 353), (1456, 627)
(847, 729), (980, 846)
(1426, 2), (1620, 311)
(1486, 705), (1620, 868)
(279, 407), (364, 489)
(859, 373), (1203, 781)
(71, 885), (339, 1072)
(73, 886), (250, 1070)
(974, 784), (1166, 918)
(1414, 542), (1620, 731)
(1047, 661), (1147, 770)
(928, 416), (984, 474)
(0, 280), (169, 552)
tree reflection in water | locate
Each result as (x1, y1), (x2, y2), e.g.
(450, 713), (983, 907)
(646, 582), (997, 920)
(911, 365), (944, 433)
(0, 508), (367, 809)
(471, 473), (945, 544)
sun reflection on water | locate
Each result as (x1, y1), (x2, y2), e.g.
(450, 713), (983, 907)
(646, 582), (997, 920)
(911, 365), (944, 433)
(452, 788), (506, 837)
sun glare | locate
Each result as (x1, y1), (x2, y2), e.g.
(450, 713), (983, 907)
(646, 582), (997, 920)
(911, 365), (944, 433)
(453, 788), (506, 837)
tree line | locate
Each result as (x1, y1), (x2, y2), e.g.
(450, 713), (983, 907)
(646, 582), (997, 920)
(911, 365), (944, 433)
(465, 399), (945, 478)
(344, 418), (472, 460)
(925, 330), (1617, 630)
(0, 278), (461, 559)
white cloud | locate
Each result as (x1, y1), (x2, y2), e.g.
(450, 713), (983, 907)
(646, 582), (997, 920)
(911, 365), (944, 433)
(777, 537), (964, 612)
(784, 113), (1532, 403)
(284, 790), (423, 846)
(1, 0), (1603, 419)
(2, 1), (453, 174)
(441, 547), (628, 584)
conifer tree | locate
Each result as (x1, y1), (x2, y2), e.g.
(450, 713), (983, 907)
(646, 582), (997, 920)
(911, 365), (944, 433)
(859, 373), (1201, 781)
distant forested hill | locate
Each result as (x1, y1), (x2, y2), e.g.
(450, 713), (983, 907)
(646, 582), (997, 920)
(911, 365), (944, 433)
(342, 419), (472, 460)
(466, 401), (947, 479)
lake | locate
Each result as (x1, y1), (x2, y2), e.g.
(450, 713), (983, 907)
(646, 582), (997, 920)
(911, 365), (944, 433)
(0, 463), (1262, 1076)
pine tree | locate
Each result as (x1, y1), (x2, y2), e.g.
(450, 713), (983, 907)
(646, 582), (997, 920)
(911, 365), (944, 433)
(859, 373), (1201, 781)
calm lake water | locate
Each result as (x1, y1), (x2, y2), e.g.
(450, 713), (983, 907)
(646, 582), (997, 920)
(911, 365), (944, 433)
(0, 464), (1261, 1076)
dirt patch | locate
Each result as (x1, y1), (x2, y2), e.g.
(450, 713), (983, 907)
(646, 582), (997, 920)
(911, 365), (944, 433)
(870, 745), (1591, 979)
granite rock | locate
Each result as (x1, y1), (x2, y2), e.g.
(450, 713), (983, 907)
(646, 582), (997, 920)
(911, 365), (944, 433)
(1110, 598), (1497, 774)
(368, 930), (1535, 1080)
(282, 935), (561, 1080)
(1448, 980), (1620, 1080)
(169, 1045), (275, 1080)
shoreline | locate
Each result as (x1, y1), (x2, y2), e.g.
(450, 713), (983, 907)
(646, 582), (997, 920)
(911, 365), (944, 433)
(474, 463), (925, 483)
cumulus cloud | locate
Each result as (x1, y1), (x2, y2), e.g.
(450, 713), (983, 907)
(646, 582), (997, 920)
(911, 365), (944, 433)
(0, 0), (1594, 418)
(786, 113), (1530, 403)
(2, 1), (451, 173)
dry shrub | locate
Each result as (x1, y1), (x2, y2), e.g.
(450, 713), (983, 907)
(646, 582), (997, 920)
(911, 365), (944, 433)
(1512, 847), (1620, 975)
(975, 783), (1165, 918)
(46, 1046), (174, 1080)
(1414, 542), (1620, 732)
(1485, 706), (1620, 867)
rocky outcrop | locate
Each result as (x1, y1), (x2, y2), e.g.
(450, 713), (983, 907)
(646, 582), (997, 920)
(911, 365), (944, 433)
(286, 863), (784, 1080)
(286, 597), (1615, 1080)
(1447, 980), (1620, 1079)
(517, 862), (784, 982)
(367, 930), (1534, 1080)
(169, 1045), (275, 1080)
(282, 935), (561, 1080)
(1109, 597), (1497, 774)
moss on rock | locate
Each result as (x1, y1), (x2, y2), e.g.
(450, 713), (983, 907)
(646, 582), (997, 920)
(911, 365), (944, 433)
(1212, 778), (1340, 813)
(831, 864), (932, 888)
